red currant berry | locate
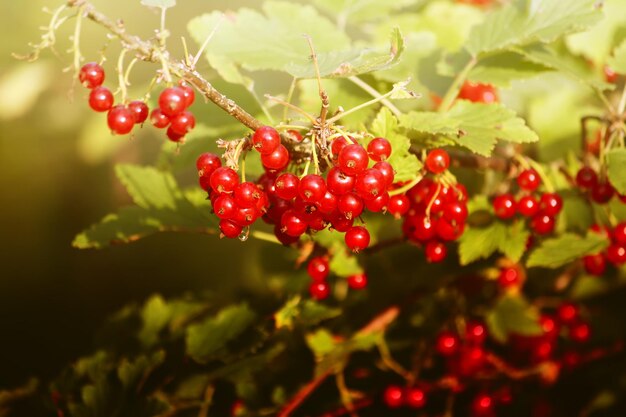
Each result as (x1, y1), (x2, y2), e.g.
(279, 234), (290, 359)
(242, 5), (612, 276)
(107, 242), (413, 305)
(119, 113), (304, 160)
(604, 65), (619, 83)
(557, 302), (579, 325)
(252, 126), (281, 154)
(326, 167), (355, 196)
(318, 191), (338, 214)
(539, 314), (560, 339)
(530, 213), (555, 235)
(338, 192), (364, 219)
(493, 194), (517, 219)
(330, 137), (348, 159)
(234, 182), (261, 208)
(517, 195), (540, 217)
(213, 194), (237, 219)
(158, 87), (187, 117)
(591, 182), (615, 204)
(443, 200), (468, 224)
(79, 62), (105, 88)
(107, 105), (134, 135)
(232, 206), (259, 227)
(383, 385), (404, 409)
(372, 161), (395, 188)
(465, 321), (487, 345)
(196, 153), (222, 177)
(274, 225), (299, 245)
(425, 240), (447, 263)
(178, 80), (195, 107)
(584, 253), (606, 276)
(569, 322), (591, 343)
(307, 256), (329, 281)
(309, 281), (330, 300)
(517, 169), (541, 191)
(166, 126), (185, 142)
(219, 219), (243, 239)
(274, 173), (299, 200)
(345, 226), (370, 252)
(299, 174), (327, 204)
(150, 108), (170, 128)
(347, 273), (368, 290)
(435, 331), (459, 356)
(576, 167), (598, 189)
(540, 192), (563, 216)
(472, 393), (494, 416)
(388, 195), (410, 218)
(607, 244), (626, 265)
(329, 210), (354, 232)
(338, 144), (369, 176)
(425, 149), (450, 174)
(458, 81), (498, 103)
(405, 215), (436, 242)
(88, 86), (114, 112)
(355, 168), (386, 200)
(364, 192), (389, 213)
(435, 217), (465, 241)
(210, 166), (239, 194)
(169, 110), (196, 136)
(498, 267), (521, 288)
(261, 144), (290, 171)
(128, 100), (149, 124)
(367, 137), (392, 161)
(613, 223), (626, 245)
(405, 388), (426, 408)
(286, 129), (303, 142)
(281, 210), (308, 237)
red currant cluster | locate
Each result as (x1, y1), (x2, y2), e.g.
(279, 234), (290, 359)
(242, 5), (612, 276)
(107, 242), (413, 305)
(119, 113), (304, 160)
(492, 168), (563, 235)
(458, 81), (499, 104)
(306, 256), (368, 300)
(399, 150), (469, 263)
(583, 223), (626, 275)
(576, 166), (626, 204)
(79, 62), (196, 139)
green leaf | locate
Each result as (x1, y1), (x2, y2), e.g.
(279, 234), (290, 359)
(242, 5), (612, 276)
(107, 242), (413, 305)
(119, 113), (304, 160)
(73, 166), (215, 249)
(607, 148), (626, 195)
(117, 351), (165, 389)
(467, 51), (550, 87)
(329, 245), (363, 277)
(139, 296), (171, 347)
(399, 111), (460, 137)
(306, 329), (337, 357)
(459, 220), (530, 265)
(608, 40), (626, 74)
(186, 304), (257, 364)
(274, 297), (341, 330)
(527, 233), (610, 269)
(312, 0), (418, 24)
(466, 0), (603, 56)
(140, 0), (175, 8)
(486, 294), (542, 343)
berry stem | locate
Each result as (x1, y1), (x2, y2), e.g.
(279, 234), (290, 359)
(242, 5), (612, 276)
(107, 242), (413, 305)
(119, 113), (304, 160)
(348, 75), (402, 118)
(311, 133), (320, 175)
(305, 36), (330, 126)
(71, 5), (84, 78)
(116, 48), (129, 103)
(326, 88), (396, 124)
(123, 57), (138, 86)
(388, 175), (423, 196)
(158, 6), (167, 49)
(283, 77), (298, 121)
(438, 56), (477, 113)
(334, 371), (356, 417)
(190, 13), (224, 68)
(265, 94), (318, 124)
(13, 3), (68, 62)
(250, 230), (282, 245)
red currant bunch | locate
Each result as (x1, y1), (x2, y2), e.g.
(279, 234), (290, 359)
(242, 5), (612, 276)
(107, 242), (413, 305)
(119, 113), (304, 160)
(582, 223), (626, 275)
(305, 255), (368, 300)
(150, 81), (196, 142)
(575, 166), (625, 204)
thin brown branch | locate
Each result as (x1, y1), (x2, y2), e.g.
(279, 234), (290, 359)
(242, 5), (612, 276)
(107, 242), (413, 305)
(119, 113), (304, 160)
(65, 0), (263, 131)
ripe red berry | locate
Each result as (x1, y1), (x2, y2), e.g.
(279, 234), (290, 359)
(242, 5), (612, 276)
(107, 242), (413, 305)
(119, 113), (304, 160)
(517, 169), (541, 191)
(286, 129), (303, 142)
(299, 174), (327, 204)
(471, 393), (494, 416)
(307, 256), (329, 281)
(252, 126), (281, 154)
(196, 153), (222, 178)
(330, 137), (349, 158)
(166, 126), (185, 142)
(318, 191), (338, 214)
(338, 192), (364, 219)
(388, 195), (410, 217)
(219, 219), (243, 239)
(158, 87), (187, 117)
(274, 173), (299, 200)
(213, 194), (237, 219)
(458, 81), (498, 103)
(261, 144), (290, 171)
(435, 331), (459, 356)
(425, 241), (447, 263)
(465, 321), (487, 345)
(425, 149), (450, 174)
(347, 273), (368, 290)
(540, 192), (563, 216)
(345, 226), (370, 252)
(404, 215), (436, 242)
(530, 213), (555, 235)
(614, 223), (626, 244)
(88, 86), (114, 112)
(210, 166), (239, 194)
(435, 217), (465, 241)
(367, 137), (392, 161)
(178, 80), (195, 107)
(383, 385), (404, 408)
(355, 168), (386, 200)
(606, 244), (626, 265)
(604, 65), (619, 83)
(443, 200), (468, 224)
(338, 144), (369, 176)
(576, 167), (598, 189)
(169, 110), (196, 136)
(591, 182), (615, 204)
(232, 206), (259, 227)
(234, 182), (261, 208)
(557, 302), (579, 325)
(372, 161), (395, 188)
(498, 267), (521, 288)
(584, 253), (606, 276)
(493, 194), (516, 219)
(405, 388), (426, 408)
(364, 192), (389, 213)
(569, 322), (591, 343)
(79, 62), (105, 88)
(128, 100), (149, 124)
(330, 210), (354, 232)
(107, 105), (134, 135)
(281, 210), (308, 237)
(150, 108), (170, 128)
(539, 314), (560, 339)
(517, 195), (540, 217)
(326, 167), (355, 196)
(274, 225), (299, 245)
(309, 281), (330, 300)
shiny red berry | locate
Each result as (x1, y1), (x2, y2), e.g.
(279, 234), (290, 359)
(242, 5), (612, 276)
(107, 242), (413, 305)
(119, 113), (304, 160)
(569, 322), (591, 343)
(383, 385), (404, 408)
(196, 152), (222, 178)
(326, 167), (355, 196)
(287, 129), (303, 142)
(252, 126), (281, 155)
(318, 191), (338, 214)
(213, 194), (237, 219)
(517, 195), (540, 217)
(234, 182), (261, 208)
(614, 223), (626, 244)
(274, 173), (299, 200)
(517, 169), (541, 191)
(107, 105), (134, 135)
(338, 144), (369, 176)
(373, 161), (395, 188)
(472, 393), (494, 416)
(435, 331), (459, 356)
(166, 126), (185, 142)
(367, 137), (392, 161)
(606, 244), (626, 265)
(128, 100), (149, 124)
(443, 200), (468, 223)
(458, 81), (498, 103)
(498, 267), (521, 288)
(210, 166), (239, 194)
(219, 219), (243, 239)
(425, 241), (447, 263)
(345, 226), (370, 252)
(330, 137), (349, 159)
(355, 168), (386, 200)
(178, 80), (195, 107)
(169, 110), (196, 136)
(79, 62), (105, 88)
(307, 256), (329, 281)
(493, 194), (517, 219)
(261, 145), (290, 171)
(557, 302), (579, 325)
(584, 253), (606, 276)
(299, 174), (327, 204)
(540, 192), (563, 216)
(530, 213), (555, 235)
(88, 86), (114, 112)
(405, 388), (426, 408)
(338, 193), (364, 220)
(425, 149), (450, 174)
(158, 87), (187, 117)
(281, 210), (308, 237)
(347, 273), (368, 290)
(309, 281), (330, 300)
(576, 167), (598, 189)
(150, 108), (170, 128)
(364, 192), (389, 213)
(591, 182), (615, 204)
(465, 321), (487, 345)
(388, 195), (410, 217)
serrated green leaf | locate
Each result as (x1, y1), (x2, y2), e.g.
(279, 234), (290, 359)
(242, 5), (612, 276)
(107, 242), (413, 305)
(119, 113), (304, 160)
(399, 111), (460, 136)
(486, 294), (542, 343)
(115, 165), (181, 210)
(500, 221), (531, 263)
(608, 40), (626, 74)
(467, 51), (550, 87)
(607, 148), (626, 195)
(527, 233), (610, 269)
(274, 297), (341, 329)
(141, 0), (175, 9)
(459, 220), (530, 265)
(185, 304), (257, 364)
(312, 0), (417, 24)
(466, 0), (603, 56)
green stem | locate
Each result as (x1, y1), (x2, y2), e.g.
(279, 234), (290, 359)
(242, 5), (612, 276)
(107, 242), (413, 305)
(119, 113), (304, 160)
(72, 5), (84, 72)
(159, 7), (167, 48)
(311, 133), (320, 174)
(438, 57), (477, 113)
(348, 75), (402, 117)
(389, 175), (423, 196)
(117, 48), (128, 103)
(617, 83), (626, 116)
(326, 90), (396, 124)
(284, 77), (298, 121)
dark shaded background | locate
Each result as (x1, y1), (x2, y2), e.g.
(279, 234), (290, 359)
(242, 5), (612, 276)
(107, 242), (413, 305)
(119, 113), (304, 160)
(0, 0), (276, 387)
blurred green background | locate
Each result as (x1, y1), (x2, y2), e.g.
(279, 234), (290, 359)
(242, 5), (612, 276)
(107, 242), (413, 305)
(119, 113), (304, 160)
(0, 0), (282, 387)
